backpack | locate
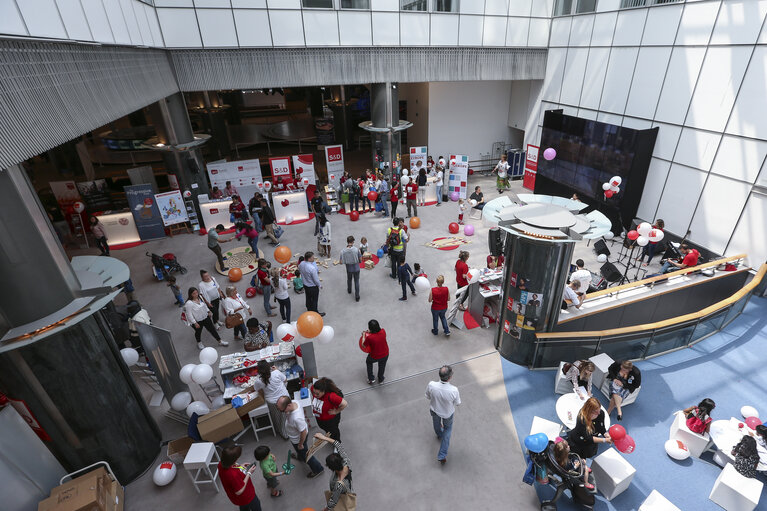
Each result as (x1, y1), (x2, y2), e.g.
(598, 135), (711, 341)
(350, 180), (360, 195)
(386, 228), (401, 248)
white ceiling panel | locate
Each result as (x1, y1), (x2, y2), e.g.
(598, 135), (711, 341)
(17, 0), (67, 39)
(268, 10), (304, 46)
(483, 16), (507, 46)
(372, 12), (399, 45)
(197, 7), (238, 47)
(304, 10), (339, 46)
(458, 14), (483, 46)
(527, 18), (550, 47)
(549, 16), (571, 47)
(540, 47), (566, 104)
(339, 11), (372, 46)
(401, 12), (429, 46)
(56, 0), (92, 40)
(508, 0), (532, 16)
(505, 17), (529, 46)
(234, 9), (272, 46)
(651, 122), (682, 161)
(568, 14), (594, 47)
(431, 13), (459, 46)
(590, 11), (616, 46)
(725, 192), (767, 263)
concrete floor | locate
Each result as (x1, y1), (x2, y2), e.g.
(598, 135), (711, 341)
(66, 175), (626, 510)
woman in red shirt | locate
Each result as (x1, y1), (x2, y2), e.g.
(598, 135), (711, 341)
(455, 250), (470, 311)
(361, 319), (389, 384)
(311, 377), (348, 442)
(429, 275), (451, 336)
(390, 184), (400, 219)
(218, 445), (262, 511)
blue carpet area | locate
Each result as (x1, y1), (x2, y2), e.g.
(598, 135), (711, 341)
(503, 296), (767, 510)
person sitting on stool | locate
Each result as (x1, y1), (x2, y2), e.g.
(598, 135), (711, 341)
(469, 186), (485, 210)
(660, 243), (699, 274)
(562, 280), (584, 310)
(570, 259), (592, 295)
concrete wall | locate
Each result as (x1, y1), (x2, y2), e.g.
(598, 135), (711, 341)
(398, 82), (429, 151)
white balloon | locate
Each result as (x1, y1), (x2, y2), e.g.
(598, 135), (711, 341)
(276, 322), (298, 343)
(648, 229), (664, 242)
(438, 159), (446, 166)
(609, 185), (620, 193)
(402, 168), (409, 176)
(450, 159), (456, 166)
(186, 401), (210, 417)
(469, 199), (477, 206)
(636, 235), (650, 247)
(467, 268), (481, 284)
(170, 392), (192, 411)
(597, 254), (608, 263)
(191, 364), (213, 384)
(199, 347), (218, 366)
(602, 182), (611, 191)
(152, 462), (177, 486)
(317, 325), (335, 344)
(636, 222), (652, 237)
(400, 176), (410, 185)
(263, 181), (272, 191)
(285, 215), (294, 224)
(179, 364), (196, 384)
(120, 348), (139, 366)
(741, 405), (759, 419)
(610, 176), (622, 187)
(414, 276), (431, 294)
(211, 396), (226, 409)
(604, 232), (615, 240)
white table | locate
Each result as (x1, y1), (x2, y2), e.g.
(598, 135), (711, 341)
(556, 392), (611, 431)
(709, 417), (767, 472)
(183, 442), (220, 493)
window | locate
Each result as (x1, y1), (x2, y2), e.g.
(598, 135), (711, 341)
(432, 0), (458, 12)
(303, 0), (333, 8)
(575, 0), (596, 13)
(341, 0), (370, 7)
(401, 0), (427, 11)
(554, 0), (573, 16)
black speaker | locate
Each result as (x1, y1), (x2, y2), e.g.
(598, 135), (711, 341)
(600, 262), (622, 282)
(594, 239), (611, 257)
(488, 227), (503, 256)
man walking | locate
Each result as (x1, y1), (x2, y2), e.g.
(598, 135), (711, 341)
(426, 365), (461, 465)
(298, 251), (325, 316)
(385, 218), (404, 280)
(340, 236), (362, 302)
(208, 224), (232, 271)
(405, 177), (418, 217)
(259, 197), (280, 246)
(378, 176), (390, 217)
(276, 396), (324, 479)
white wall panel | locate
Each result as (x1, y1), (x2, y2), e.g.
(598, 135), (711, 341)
(197, 8), (237, 47)
(579, 47), (609, 110)
(483, 16), (507, 46)
(527, 18), (550, 46)
(136, 3), (155, 45)
(561, 104), (577, 116)
(304, 11), (339, 46)
(758, 161), (767, 187)
(710, 0), (767, 45)
(642, 4), (683, 46)
(103, 0), (131, 44)
(17, 0), (67, 39)
(460, 0), (484, 14)
(234, 9), (272, 46)
(269, 10), (304, 46)
(597, 0), (619, 11)
(400, 12), (429, 45)
(430, 14), (459, 46)
(689, 174), (751, 254)
(676, 1), (720, 45)
(636, 158), (671, 221)
(540, 47), (566, 103)
(612, 8), (646, 47)
(625, 47), (672, 119)
(654, 47), (706, 125)
(195, 0), (230, 7)
(339, 11), (372, 46)
(156, 8), (201, 46)
(56, 0), (92, 40)
(146, 4), (164, 46)
(371, 0), (398, 11)
(372, 12), (398, 45)
(122, 0), (143, 44)
(568, 15), (593, 47)
(232, 0), (266, 6)
(266, 0), (299, 8)
(621, 117), (652, 130)
(674, 128), (721, 171)
(599, 47), (638, 114)
(458, 14), (483, 46)
(508, 0), (532, 16)
(726, 47), (767, 139)
(505, 17), (529, 46)
(81, 0), (114, 43)
(155, 0), (193, 5)
(651, 122), (682, 161)
(485, 0), (508, 16)
(710, 135), (767, 183)
(760, 12), (767, 42)
(576, 108), (597, 120)
(530, 0), (553, 17)
(559, 48), (588, 106)
(590, 11), (616, 46)
(549, 16), (571, 47)
(596, 111), (622, 125)
(0, 1), (27, 35)
(655, 164), (707, 235)
(726, 192), (767, 263)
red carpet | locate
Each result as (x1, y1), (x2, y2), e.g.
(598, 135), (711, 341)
(359, 255), (380, 269)
(462, 310), (480, 329)
(110, 241), (146, 250)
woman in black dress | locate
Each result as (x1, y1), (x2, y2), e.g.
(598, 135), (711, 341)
(568, 397), (612, 459)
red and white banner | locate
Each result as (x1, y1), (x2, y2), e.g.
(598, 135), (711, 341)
(409, 146), (427, 171)
(206, 158), (262, 190)
(269, 157), (292, 180)
(523, 144), (539, 191)
(325, 144), (344, 184)
(292, 154), (316, 187)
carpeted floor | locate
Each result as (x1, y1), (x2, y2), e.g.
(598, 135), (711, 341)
(503, 296), (767, 510)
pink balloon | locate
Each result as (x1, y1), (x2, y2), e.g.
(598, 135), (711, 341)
(464, 224), (474, 236)
(543, 148), (557, 161)
(608, 424), (626, 442)
(615, 435), (635, 454)
(450, 191), (459, 201)
(745, 416), (762, 429)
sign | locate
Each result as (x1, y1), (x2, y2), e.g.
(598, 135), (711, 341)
(49, 181), (82, 211)
(447, 154), (469, 199)
(125, 184), (166, 240)
(206, 159), (262, 191)
(9, 398), (51, 442)
(409, 146), (427, 171)
(325, 144), (345, 182)
(269, 157), (292, 179)
(292, 154), (317, 187)
(523, 144), (539, 191)
(76, 179), (112, 211)
(154, 190), (189, 226)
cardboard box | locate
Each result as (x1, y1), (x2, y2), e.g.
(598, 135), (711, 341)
(105, 480), (124, 511)
(196, 404), (244, 442)
(39, 467), (110, 511)
(364, 260), (374, 270)
(235, 393), (265, 417)
(167, 436), (194, 464)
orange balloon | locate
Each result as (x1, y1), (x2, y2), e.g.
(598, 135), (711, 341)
(274, 245), (292, 264)
(301, 508), (316, 511)
(296, 311), (323, 339)
(409, 216), (421, 229)
(228, 267), (242, 282)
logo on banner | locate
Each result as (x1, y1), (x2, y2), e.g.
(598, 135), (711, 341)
(143, 198), (153, 206)
(238, 166), (244, 171)
(210, 208), (219, 214)
(281, 199), (289, 207)
(328, 149), (342, 161)
(503, 320), (511, 334)
(211, 169), (219, 174)
(119, 218), (129, 225)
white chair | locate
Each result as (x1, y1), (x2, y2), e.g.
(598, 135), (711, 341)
(183, 442), (220, 494)
(668, 411), (711, 458)
(554, 362), (573, 395)
(639, 490), (681, 511)
(530, 416), (562, 442)
(600, 377), (641, 406)
(589, 353), (614, 391)
(248, 403), (275, 441)
(709, 463), (763, 511)
(591, 447), (636, 500)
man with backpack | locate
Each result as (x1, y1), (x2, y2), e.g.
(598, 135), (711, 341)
(385, 218), (404, 279)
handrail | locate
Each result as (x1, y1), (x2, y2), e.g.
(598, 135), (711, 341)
(536, 263), (766, 340)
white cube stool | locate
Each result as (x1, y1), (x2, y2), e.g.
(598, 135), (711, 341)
(668, 411), (711, 458)
(530, 416), (562, 442)
(709, 463), (763, 511)
(183, 442), (220, 494)
(249, 403), (275, 441)
(639, 490), (681, 510)
(554, 362), (573, 395)
(591, 447), (636, 500)
(589, 353), (614, 392)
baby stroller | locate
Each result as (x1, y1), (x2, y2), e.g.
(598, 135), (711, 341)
(526, 435), (596, 510)
(147, 252), (187, 280)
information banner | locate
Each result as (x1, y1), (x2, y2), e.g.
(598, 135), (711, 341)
(524, 144), (539, 191)
(292, 154), (317, 187)
(269, 157), (292, 180)
(124, 184), (166, 240)
(49, 181), (81, 210)
(409, 146), (427, 170)
(206, 159), (263, 191)
(76, 179), (112, 211)
(447, 154), (469, 199)
(325, 144), (345, 184)
(154, 190), (189, 226)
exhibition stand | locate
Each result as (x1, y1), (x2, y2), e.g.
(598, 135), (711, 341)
(95, 210), (142, 246)
(271, 190), (309, 224)
(198, 197), (234, 229)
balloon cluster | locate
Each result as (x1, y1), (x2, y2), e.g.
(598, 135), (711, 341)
(275, 312), (335, 346)
(171, 348), (221, 416)
(602, 176), (622, 199)
(609, 424), (636, 454)
(627, 221), (664, 247)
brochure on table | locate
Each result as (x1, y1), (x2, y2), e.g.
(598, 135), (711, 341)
(154, 190), (189, 226)
(272, 190), (309, 224)
(206, 158), (263, 190)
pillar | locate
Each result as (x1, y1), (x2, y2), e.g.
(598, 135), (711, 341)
(370, 82), (401, 175)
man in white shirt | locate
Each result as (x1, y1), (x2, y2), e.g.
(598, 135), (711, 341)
(570, 259), (592, 296)
(563, 280), (584, 309)
(435, 168), (444, 207)
(276, 396), (324, 478)
(426, 365), (461, 464)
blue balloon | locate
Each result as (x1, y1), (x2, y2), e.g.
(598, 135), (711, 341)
(524, 433), (549, 453)
(376, 248), (384, 258)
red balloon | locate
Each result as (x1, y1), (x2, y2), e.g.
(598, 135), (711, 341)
(608, 424), (626, 442)
(448, 222), (460, 234)
(604, 190), (614, 198)
(627, 230), (639, 240)
(295, 345), (302, 357)
(245, 287), (257, 298)
(745, 416), (762, 429)
(199, 227), (207, 236)
(350, 211), (360, 221)
(359, 335), (371, 353)
(468, 168), (474, 175)
(367, 191), (378, 201)
(615, 435), (636, 454)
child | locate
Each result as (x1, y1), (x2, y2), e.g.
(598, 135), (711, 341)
(293, 256), (305, 293)
(359, 237), (369, 255)
(244, 318), (269, 351)
(254, 446), (283, 497)
(397, 259), (416, 301)
(411, 263), (427, 284)
(553, 439), (593, 490)
(458, 199), (467, 225)
(683, 398), (715, 434)
(167, 276), (184, 307)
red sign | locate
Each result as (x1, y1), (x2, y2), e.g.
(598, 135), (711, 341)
(269, 157), (292, 179)
(210, 208), (219, 214)
(327, 147), (342, 162)
(523, 144), (539, 191)
(9, 398), (51, 441)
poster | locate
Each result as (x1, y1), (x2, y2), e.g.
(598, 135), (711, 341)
(447, 154), (469, 199)
(9, 398), (50, 442)
(206, 159), (263, 191)
(325, 144), (345, 184)
(76, 179), (112, 211)
(292, 154), (317, 187)
(409, 146), (427, 170)
(269, 157), (292, 180)
(124, 184), (166, 240)
(49, 181), (82, 210)
(154, 190), (189, 226)
(524, 144), (539, 190)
